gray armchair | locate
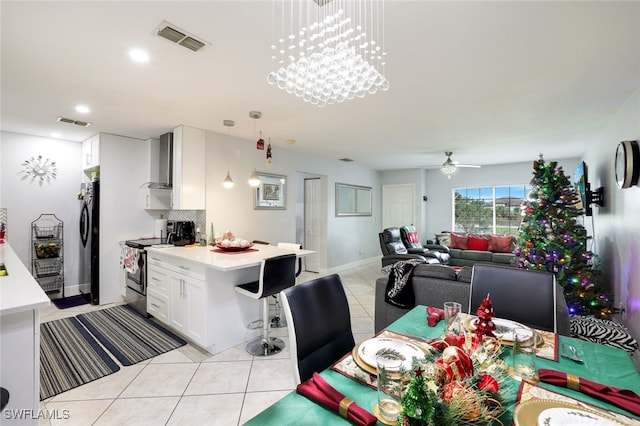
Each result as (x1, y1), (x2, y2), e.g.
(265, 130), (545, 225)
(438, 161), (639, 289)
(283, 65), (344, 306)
(379, 227), (440, 268)
(399, 225), (451, 265)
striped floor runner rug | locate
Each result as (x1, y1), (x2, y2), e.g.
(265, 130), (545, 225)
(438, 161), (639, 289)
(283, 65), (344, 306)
(40, 317), (120, 400)
(76, 305), (187, 366)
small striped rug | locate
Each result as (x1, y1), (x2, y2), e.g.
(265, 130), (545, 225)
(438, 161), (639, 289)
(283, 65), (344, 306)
(40, 317), (120, 400)
(76, 305), (187, 366)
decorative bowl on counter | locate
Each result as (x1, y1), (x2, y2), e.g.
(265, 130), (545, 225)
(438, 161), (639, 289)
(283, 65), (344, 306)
(215, 242), (254, 252)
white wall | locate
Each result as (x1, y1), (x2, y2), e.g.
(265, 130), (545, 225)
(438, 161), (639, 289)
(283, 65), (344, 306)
(202, 129), (382, 272)
(582, 89), (640, 355)
(0, 132), (82, 292)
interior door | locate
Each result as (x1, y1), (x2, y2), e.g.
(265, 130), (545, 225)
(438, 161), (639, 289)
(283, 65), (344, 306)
(304, 178), (322, 273)
(382, 184), (415, 229)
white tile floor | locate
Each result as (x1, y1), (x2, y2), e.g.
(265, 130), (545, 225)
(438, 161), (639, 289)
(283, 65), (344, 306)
(38, 260), (381, 425)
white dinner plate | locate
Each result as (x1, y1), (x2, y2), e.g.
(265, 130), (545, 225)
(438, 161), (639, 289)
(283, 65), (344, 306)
(467, 317), (534, 342)
(537, 407), (624, 426)
(490, 318), (533, 342)
(357, 337), (426, 370)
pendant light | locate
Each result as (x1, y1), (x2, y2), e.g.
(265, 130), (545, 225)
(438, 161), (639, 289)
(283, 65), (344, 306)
(222, 120), (234, 189)
(249, 111), (262, 187)
(248, 169), (260, 187)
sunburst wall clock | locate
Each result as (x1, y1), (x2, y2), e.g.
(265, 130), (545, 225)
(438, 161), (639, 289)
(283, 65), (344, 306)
(21, 155), (58, 185)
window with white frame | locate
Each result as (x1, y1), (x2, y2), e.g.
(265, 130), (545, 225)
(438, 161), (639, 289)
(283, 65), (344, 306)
(453, 185), (531, 235)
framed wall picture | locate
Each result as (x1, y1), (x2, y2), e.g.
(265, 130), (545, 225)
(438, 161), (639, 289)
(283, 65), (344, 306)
(254, 172), (287, 209)
(336, 183), (372, 216)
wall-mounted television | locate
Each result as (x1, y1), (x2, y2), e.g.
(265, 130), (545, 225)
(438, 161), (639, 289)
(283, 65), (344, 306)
(573, 161), (605, 216)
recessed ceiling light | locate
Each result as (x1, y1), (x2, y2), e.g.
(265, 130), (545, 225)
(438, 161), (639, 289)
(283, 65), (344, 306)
(129, 48), (149, 63)
(75, 105), (90, 114)
(51, 132), (61, 138)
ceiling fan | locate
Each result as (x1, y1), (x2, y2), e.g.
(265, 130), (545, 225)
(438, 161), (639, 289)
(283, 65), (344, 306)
(441, 151), (481, 178)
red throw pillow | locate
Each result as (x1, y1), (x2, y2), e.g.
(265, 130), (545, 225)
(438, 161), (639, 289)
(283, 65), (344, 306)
(406, 231), (420, 244)
(467, 235), (489, 251)
(488, 234), (513, 253)
(450, 233), (469, 249)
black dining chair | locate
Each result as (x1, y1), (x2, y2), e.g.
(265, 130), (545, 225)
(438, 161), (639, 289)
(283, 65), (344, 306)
(281, 273), (355, 384)
(235, 254), (297, 356)
(469, 264), (558, 333)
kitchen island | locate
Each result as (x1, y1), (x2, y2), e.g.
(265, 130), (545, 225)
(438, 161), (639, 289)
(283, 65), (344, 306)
(144, 244), (313, 354)
(0, 242), (50, 425)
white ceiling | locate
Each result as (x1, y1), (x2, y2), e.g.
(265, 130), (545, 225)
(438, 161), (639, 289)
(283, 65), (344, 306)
(2, 1), (639, 171)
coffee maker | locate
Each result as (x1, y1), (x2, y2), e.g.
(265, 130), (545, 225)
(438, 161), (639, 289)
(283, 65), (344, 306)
(166, 220), (196, 246)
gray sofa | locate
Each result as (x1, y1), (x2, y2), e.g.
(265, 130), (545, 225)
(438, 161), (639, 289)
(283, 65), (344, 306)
(375, 263), (570, 336)
(448, 248), (516, 267)
(426, 233), (517, 267)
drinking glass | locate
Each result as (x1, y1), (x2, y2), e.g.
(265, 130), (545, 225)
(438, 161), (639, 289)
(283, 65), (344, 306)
(444, 302), (462, 334)
(376, 355), (403, 422)
(511, 327), (537, 380)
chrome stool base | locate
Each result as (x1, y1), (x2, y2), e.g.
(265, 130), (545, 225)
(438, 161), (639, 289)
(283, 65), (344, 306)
(246, 336), (285, 356)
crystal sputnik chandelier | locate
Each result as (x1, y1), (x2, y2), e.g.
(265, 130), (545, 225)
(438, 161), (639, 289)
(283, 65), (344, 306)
(267, 0), (389, 107)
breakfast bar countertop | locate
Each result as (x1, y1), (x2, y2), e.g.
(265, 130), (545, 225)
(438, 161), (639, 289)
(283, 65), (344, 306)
(0, 242), (50, 315)
(145, 244), (314, 272)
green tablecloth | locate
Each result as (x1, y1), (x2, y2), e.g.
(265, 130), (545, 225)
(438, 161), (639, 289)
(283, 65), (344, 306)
(244, 305), (640, 425)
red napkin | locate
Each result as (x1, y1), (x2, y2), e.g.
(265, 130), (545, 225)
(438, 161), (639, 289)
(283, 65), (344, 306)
(427, 306), (445, 327)
(297, 372), (378, 425)
(538, 369), (640, 416)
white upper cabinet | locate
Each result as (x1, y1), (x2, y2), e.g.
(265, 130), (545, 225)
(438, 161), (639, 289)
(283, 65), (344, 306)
(172, 125), (206, 210)
(81, 134), (100, 173)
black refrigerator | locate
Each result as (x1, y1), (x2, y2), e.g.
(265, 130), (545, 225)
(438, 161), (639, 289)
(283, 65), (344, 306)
(79, 179), (99, 304)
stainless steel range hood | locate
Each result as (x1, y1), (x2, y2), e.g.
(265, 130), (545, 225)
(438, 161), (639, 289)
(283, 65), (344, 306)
(145, 132), (173, 189)
(158, 132), (173, 188)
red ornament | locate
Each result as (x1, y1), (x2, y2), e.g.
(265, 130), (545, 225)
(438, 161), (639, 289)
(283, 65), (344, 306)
(478, 373), (499, 393)
(437, 346), (474, 382)
(444, 333), (465, 348)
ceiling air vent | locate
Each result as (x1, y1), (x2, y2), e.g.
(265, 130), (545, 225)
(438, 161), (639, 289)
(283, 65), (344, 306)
(155, 21), (208, 52)
(57, 117), (91, 127)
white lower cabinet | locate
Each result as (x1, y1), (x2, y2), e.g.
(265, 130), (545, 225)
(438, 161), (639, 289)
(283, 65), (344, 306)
(147, 254), (208, 346)
(147, 290), (168, 323)
(169, 274), (205, 343)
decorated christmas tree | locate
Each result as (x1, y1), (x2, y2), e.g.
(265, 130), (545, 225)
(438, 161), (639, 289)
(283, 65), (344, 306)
(515, 155), (614, 318)
(398, 367), (446, 426)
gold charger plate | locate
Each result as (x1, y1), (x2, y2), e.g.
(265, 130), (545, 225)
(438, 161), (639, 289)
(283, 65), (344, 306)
(352, 342), (377, 375)
(352, 337), (431, 375)
(514, 399), (624, 426)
